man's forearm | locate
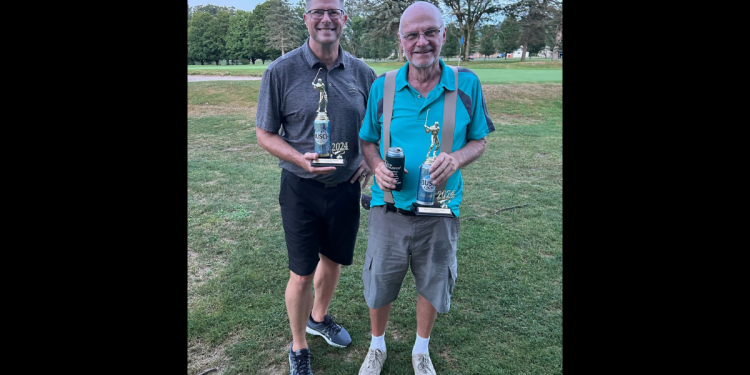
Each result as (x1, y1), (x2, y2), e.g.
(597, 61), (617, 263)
(452, 138), (487, 168)
(255, 127), (306, 168)
(361, 140), (383, 171)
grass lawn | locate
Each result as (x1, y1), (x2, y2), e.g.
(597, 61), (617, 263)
(188, 67), (562, 374)
(188, 58), (562, 83)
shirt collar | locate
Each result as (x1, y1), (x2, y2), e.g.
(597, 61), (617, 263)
(301, 37), (347, 70)
(396, 59), (454, 92)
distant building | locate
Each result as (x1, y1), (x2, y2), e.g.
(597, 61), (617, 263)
(473, 46), (531, 59)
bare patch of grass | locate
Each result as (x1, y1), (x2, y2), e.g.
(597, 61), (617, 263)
(439, 345), (457, 369)
(188, 333), (241, 375)
(188, 247), (229, 310)
(482, 83), (562, 125)
(188, 104), (257, 118)
(389, 323), (404, 342)
(257, 365), (287, 375)
(482, 83), (561, 101)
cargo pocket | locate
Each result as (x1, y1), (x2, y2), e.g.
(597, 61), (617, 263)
(448, 260), (458, 296)
(441, 260), (458, 312)
(362, 254), (374, 294)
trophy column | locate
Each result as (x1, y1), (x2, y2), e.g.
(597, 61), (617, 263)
(310, 70), (345, 167)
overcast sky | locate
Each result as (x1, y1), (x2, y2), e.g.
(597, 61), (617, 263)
(188, 1), (266, 12)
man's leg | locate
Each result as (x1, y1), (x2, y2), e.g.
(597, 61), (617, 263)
(286, 270), (314, 352)
(370, 303), (392, 337)
(416, 293), (437, 339)
(311, 253), (340, 322)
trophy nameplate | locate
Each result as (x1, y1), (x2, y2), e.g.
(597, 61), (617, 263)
(411, 202), (454, 217)
(312, 158), (347, 167)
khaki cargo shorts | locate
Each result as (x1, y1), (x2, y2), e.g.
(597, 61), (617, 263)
(362, 205), (460, 313)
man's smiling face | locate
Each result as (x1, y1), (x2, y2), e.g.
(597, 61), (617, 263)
(304, 0), (347, 48)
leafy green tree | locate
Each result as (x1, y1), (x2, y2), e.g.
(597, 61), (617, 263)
(442, 0), (502, 61)
(478, 24), (497, 59)
(551, 3), (562, 60)
(292, 1), (309, 47)
(225, 10), (251, 64)
(498, 15), (520, 58)
(342, 13), (368, 57)
(216, 10), (231, 64)
(265, 0), (303, 55)
(192, 4), (235, 16)
(443, 23), (460, 60)
(246, 0), (276, 63)
(188, 11), (224, 65)
(503, 0), (559, 61)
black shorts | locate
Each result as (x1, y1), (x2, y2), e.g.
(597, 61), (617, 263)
(279, 169), (361, 276)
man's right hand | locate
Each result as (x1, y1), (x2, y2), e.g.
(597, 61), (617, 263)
(374, 161), (407, 191)
(300, 152), (336, 174)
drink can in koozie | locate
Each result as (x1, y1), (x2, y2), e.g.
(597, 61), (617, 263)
(385, 147), (405, 191)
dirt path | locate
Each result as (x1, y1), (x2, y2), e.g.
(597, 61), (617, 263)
(188, 75), (261, 82)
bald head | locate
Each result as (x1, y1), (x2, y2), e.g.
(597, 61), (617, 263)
(399, 1), (443, 33)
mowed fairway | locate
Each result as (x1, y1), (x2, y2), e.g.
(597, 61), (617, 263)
(188, 61), (562, 375)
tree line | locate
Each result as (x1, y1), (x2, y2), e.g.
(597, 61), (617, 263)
(187, 0), (562, 65)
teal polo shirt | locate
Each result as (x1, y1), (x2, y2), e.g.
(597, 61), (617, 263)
(359, 59), (495, 217)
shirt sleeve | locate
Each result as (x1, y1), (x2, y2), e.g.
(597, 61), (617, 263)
(467, 78), (495, 140)
(359, 77), (384, 143)
(255, 67), (281, 133)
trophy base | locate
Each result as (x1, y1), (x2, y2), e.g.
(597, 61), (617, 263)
(311, 157), (347, 167)
(411, 202), (454, 217)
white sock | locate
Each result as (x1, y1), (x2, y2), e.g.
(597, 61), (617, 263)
(370, 333), (386, 352)
(412, 333), (430, 355)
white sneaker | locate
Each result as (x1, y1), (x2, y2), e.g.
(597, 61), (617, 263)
(412, 353), (436, 374)
(358, 348), (387, 375)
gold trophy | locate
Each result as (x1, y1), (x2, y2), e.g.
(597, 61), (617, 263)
(311, 68), (345, 167)
(411, 109), (453, 216)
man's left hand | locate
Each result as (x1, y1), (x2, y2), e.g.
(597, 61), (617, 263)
(350, 159), (373, 188)
(429, 153), (459, 186)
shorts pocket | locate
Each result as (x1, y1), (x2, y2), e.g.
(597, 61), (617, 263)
(362, 253), (374, 293)
(448, 260), (458, 295)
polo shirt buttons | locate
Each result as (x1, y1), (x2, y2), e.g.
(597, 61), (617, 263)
(417, 95), (421, 98)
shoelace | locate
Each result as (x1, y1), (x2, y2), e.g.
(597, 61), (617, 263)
(324, 316), (343, 335)
(367, 349), (384, 368)
(417, 354), (432, 373)
(293, 352), (313, 375)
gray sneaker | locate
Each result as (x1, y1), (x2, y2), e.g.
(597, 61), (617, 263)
(358, 348), (387, 375)
(412, 353), (436, 375)
(305, 314), (352, 348)
(289, 343), (313, 375)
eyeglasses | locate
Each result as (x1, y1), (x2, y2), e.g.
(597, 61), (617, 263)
(400, 28), (443, 41)
(306, 9), (345, 20)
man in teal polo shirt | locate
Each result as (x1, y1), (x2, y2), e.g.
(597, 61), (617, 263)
(357, 2), (494, 374)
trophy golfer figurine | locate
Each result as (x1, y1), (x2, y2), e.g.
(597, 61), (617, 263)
(412, 109), (453, 217)
(311, 68), (345, 167)
(425, 120), (440, 160)
(313, 77), (328, 113)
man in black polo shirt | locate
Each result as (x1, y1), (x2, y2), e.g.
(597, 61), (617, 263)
(255, 1), (377, 374)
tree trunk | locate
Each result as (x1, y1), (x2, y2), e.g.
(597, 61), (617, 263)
(398, 42), (404, 62)
(552, 20), (562, 61)
(200, 60), (204, 65)
(252, 58), (257, 64)
(463, 34), (472, 62)
(520, 44), (527, 62)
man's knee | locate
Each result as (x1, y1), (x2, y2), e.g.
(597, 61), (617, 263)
(289, 270), (315, 289)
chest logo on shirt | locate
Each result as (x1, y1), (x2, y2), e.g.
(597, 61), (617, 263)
(331, 142), (349, 159)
